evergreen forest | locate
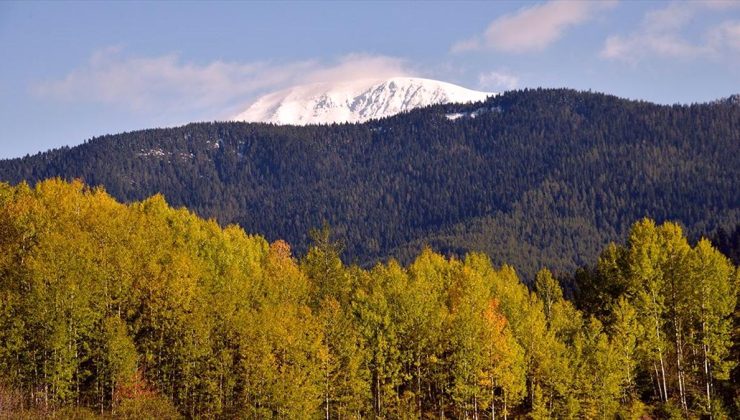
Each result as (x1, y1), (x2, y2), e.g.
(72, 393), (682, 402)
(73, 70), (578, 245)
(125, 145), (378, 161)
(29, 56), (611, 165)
(1, 89), (738, 281)
(0, 179), (737, 419)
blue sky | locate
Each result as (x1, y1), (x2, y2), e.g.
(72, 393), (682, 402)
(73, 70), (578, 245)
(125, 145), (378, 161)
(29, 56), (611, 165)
(1, 0), (739, 158)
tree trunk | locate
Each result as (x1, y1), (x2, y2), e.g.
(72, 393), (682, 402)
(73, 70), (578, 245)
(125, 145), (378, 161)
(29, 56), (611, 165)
(474, 394), (478, 420)
(674, 318), (687, 413)
(669, 280), (688, 414)
(659, 351), (668, 402)
(325, 362), (330, 420)
(491, 378), (495, 420)
(699, 295), (714, 418)
(703, 325), (712, 416)
(417, 349), (422, 419)
(652, 362), (662, 402)
(375, 369), (381, 415)
(652, 292), (669, 402)
(503, 391), (507, 420)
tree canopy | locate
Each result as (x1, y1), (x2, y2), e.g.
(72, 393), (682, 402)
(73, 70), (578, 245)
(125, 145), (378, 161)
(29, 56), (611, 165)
(0, 179), (737, 418)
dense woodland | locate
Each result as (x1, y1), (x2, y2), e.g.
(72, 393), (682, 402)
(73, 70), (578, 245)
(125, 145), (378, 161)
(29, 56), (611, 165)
(1, 89), (738, 281)
(0, 179), (737, 419)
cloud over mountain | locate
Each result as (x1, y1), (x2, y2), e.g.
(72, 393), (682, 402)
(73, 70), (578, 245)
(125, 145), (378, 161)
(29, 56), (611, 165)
(32, 48), (414, 118)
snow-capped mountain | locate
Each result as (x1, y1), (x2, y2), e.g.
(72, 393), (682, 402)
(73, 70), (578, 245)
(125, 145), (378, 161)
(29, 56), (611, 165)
(232, 77), (493, 125)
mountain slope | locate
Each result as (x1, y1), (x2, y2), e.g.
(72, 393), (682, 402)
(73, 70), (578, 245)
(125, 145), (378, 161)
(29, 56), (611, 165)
(232, 77), (493, 125)
(1, 89), (738, 279)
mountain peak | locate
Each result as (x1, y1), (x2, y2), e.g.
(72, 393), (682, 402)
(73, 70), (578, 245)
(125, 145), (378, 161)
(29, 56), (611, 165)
(232, 77), (493, 125)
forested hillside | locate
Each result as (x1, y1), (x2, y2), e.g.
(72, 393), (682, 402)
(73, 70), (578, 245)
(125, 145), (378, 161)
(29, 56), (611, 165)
(0, 89), (738, 279)
(0, 180), (737, 418)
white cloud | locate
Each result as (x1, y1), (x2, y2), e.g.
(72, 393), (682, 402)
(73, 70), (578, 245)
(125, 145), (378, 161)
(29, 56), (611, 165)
(601, 2), (740, 63)
(601, 33), (709, 63)
(302, 53), (411, 83)
(643, 3), (694, 32)
(708, 21), (740, 51)
(701, 0), (740, 11)
(452, 1), (616, 53)
(478, 71), (519, 90)
(32, 48), (413, 118)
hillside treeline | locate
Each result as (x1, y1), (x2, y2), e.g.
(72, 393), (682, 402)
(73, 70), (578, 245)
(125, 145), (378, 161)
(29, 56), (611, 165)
(0, 179), (737, 418)
(1, 89), (738, 280)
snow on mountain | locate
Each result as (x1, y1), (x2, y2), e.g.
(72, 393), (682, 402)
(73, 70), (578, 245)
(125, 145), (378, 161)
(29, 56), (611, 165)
(445, 106), (502, 121)
(232, 77), (493, 125)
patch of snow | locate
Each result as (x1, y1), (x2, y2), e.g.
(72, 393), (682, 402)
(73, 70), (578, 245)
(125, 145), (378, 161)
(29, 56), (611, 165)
(445, 106), (503, 121)
(138, 148), (166, 157)
(233, 77), (494, 125)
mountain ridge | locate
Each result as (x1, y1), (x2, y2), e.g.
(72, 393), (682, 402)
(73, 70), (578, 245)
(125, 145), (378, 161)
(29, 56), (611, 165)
(1, 88), (738, 279)
(232, 77), (493, 125)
